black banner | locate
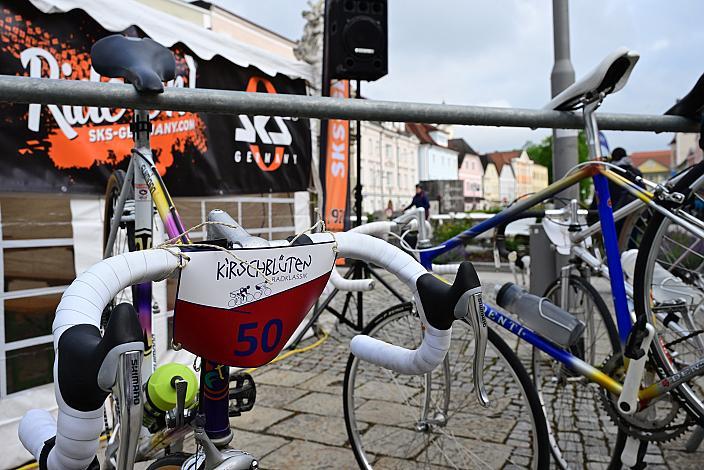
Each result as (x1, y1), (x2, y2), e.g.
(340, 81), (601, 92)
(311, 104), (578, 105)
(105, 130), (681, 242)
(0, 1), (311, 195)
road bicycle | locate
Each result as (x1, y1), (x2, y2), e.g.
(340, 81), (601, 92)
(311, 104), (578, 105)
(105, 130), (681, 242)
(18, 227), (494, 469)
(15, 34), (498, 470)
(343, 47), (704, 469)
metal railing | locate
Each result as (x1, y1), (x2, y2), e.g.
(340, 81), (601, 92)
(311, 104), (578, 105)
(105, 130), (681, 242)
(0, 75), (698, 133)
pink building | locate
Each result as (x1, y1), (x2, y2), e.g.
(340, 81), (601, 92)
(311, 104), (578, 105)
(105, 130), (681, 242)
(449, 139), (484, 210)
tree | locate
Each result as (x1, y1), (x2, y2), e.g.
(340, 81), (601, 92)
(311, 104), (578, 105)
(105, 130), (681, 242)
(526, 132), (592, 201)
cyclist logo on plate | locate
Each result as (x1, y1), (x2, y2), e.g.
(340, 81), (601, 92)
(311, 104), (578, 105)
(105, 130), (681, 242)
(234, 76), (297, 172)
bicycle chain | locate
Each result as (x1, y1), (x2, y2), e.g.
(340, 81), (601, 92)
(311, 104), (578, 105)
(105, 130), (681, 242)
(598, 352), (694, 442)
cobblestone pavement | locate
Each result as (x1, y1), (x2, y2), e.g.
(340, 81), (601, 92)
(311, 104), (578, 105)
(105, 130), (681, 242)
(134, 270), (704, 469)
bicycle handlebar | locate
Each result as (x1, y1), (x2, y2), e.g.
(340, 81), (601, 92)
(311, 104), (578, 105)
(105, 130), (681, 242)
(19, 233), (488, 468)
(19, 249), (180, 470)
(323, 232), (487, 399)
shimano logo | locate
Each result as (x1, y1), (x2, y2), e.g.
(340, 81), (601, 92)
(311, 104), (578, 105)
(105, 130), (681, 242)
(131, 357), (141, 405)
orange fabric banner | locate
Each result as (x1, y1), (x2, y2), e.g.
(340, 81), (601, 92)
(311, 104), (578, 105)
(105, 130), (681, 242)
(323, 80), (350, 231)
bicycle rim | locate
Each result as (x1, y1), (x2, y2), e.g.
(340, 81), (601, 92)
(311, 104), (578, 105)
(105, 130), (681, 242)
(344, 302), (549, 469)
(533, 274), (620, 469)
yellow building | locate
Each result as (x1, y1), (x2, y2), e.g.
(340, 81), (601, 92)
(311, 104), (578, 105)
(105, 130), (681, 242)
(532, 164), (549, 194)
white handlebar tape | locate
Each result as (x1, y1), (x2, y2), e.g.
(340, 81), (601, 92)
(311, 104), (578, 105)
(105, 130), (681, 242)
(432, 263), (461, 275)
(348, 221), (395, 238)
(19, 249), (182, 470)
(350, 322), (451, 375)
(310, 232), (451, 375)
(329, 267), (375, 292)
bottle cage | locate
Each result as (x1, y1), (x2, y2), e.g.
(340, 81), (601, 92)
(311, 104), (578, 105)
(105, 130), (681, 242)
(173, 239), (336, 367)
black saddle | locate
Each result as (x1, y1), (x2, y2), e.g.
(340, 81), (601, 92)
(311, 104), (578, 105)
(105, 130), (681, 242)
(91, 35), (176, 93)
(666, 73), (704, 121)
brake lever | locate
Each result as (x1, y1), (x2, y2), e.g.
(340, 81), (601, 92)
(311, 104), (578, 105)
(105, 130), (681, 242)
(455, 289), (490, 408)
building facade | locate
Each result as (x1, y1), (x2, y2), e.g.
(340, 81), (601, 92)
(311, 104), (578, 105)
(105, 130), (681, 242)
(482, 149), (548, 207)
(499, 165), (517, 204)
(357, 121), (420, 215)
(137, 0), (298, 60)
(631, 150), (672, 183)
(532, 164), (549, 194)
(481, 161), (501, 207)
(450, 138), (484, 210)
(407, 123), (459, 181)
(671, 132), (702, 168)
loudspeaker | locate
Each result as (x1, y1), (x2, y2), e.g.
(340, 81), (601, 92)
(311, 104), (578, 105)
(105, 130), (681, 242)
(324, 0), (388, 82)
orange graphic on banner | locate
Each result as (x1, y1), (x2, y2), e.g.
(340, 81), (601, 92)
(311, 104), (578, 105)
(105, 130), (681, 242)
(43, 115), (206, 174)
(324, 80), (350, 231)
(243, 76), (290, 173)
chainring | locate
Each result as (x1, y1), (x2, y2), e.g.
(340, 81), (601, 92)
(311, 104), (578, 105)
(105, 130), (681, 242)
(598, 352), (694, 442)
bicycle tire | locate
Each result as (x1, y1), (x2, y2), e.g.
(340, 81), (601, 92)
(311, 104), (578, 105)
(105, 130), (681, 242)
(633, 160), (704, 421)
(343, 302), (550, 469)
(533, 274), (620, 469)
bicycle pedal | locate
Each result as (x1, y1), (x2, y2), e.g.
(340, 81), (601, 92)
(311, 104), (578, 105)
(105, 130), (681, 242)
(229, 372), (256, 417)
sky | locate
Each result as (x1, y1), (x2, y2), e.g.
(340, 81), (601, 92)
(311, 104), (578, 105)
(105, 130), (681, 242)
(214, 0), (704, 154)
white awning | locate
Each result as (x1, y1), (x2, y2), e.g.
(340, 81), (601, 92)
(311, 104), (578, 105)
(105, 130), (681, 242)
(28, 0), (313, 82)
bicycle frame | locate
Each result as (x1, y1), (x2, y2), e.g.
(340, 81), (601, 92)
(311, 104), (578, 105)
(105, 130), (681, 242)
(419, 100), (704, 410)
(104, 110), (231, 452)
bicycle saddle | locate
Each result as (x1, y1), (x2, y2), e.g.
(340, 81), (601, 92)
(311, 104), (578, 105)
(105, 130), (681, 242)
(91, 35), (176, 93)
(666, 72), (704, 121)
(545, 47), (640, 111)
(416, 261), (482, 330)
(57, 303), (144, 412)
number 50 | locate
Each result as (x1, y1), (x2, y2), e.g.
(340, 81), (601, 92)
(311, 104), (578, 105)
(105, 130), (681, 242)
(234, 319), (283, 356)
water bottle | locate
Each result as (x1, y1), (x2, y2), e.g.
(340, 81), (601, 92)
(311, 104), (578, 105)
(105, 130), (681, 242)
(495, 283), (585, 348)
(143, 363), (198, 432)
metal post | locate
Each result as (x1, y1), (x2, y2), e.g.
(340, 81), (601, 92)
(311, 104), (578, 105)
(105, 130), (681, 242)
(550, 0), (577, 281)
(551, 0), (577, 201)
(354, 80), (364, 325)
(355, 80), (363, 227)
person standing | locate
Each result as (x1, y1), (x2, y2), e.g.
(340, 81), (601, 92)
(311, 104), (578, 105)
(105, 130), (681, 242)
(404, 184), (430, 219)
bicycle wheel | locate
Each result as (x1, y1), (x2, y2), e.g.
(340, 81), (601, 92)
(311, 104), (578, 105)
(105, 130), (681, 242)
(532, 274), (620, 469)
(617, 205), (649, 252)
(343, 302), (550, 469)
(634, 161), (704, 420)
(103, 169), (136, 309)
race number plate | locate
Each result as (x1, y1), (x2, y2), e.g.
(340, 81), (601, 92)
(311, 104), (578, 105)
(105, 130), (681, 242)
(174, 241), (336, 367)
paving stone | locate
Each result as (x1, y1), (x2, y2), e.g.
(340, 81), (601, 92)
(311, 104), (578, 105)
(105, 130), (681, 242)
(268, 413), (359, 446)
(297, 372), (345, 395)
(252, 368), (318, 387)
(284, 391), (344, 417)
(374, 456), (448, 469)
(352, 398), (421, 426)
(356, 424), (428, 460)
(255, 383), (309, 408)
(230, 406), (293, 432)
(262, 440), (359, 469)
(423, 434), (513, 470)
(230, 429), (289, 459)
